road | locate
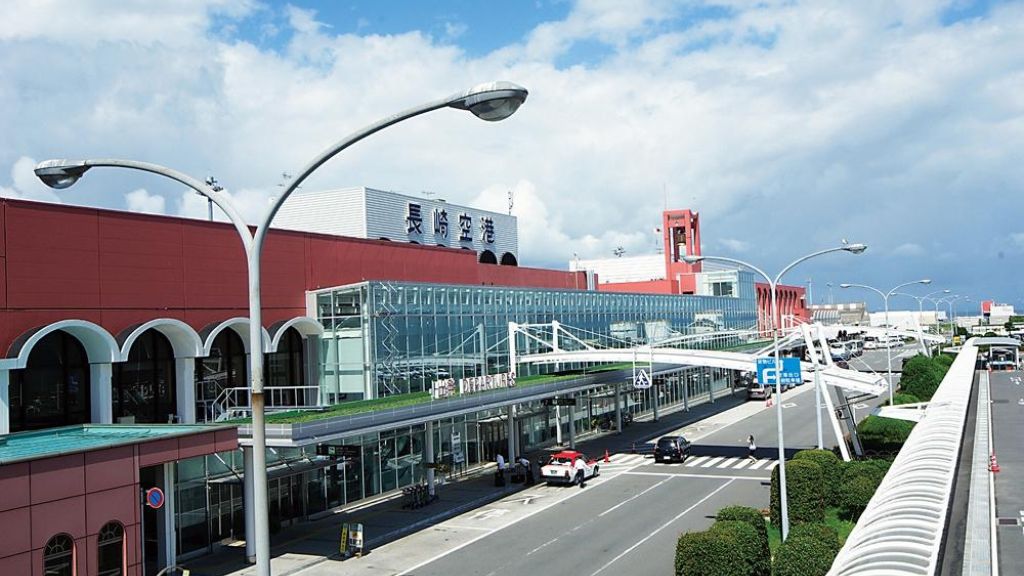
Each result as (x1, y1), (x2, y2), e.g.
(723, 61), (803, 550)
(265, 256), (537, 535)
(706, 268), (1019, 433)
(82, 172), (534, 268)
(312, 353), (895, 576)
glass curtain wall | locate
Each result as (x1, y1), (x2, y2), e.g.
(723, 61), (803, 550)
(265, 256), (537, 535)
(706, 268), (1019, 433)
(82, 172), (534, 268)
(316, 278), (756, 399)
(8, 330), (91, 432)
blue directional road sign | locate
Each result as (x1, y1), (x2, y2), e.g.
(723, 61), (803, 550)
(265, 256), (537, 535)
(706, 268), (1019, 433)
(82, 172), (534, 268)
(756, 357), (802, 386)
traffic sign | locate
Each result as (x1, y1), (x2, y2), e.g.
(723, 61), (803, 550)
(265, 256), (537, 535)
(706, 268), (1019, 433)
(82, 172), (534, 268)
(541, 397), (577, 407)
(756, 357), (802, 386)
(145, 487), (165, 510)
(317, 444), (361, 459)
(633, 369), (652, 389)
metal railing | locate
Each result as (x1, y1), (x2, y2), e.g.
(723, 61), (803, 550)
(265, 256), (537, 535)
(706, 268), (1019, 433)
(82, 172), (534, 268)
(211, 385), (322, 421)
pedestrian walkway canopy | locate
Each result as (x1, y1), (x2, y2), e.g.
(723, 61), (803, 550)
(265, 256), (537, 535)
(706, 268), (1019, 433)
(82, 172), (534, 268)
(827, 338), (980, 575)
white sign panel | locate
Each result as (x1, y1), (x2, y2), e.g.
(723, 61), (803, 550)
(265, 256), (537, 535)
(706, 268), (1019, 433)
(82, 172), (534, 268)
(633, 369), (652, 389)
(432, 371), (517, 399)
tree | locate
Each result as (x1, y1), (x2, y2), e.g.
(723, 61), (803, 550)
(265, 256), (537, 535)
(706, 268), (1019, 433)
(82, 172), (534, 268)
(675, 531), (745, 576)
(789, 523), (841, 556)
(793, 450), (843, 507)
(857, 415), (916, 454)
(774, 535), (836, 576)
(716, 506), (770, 573)
(710, 520), (771, 576)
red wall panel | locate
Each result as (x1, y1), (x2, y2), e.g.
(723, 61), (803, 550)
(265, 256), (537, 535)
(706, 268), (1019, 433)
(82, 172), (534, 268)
(84, 485), (136, 535)
(0, 462), (30, 513)
(0, 198), (585, 354)
(30, 454), (85, 505)
(84, 445), (136, 494)
(5, 204), (101, 309)
(30, 495), (86, 549)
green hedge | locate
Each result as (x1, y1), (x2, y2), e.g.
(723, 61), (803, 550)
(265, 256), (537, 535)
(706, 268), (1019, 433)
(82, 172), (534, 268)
(710, 521), (771, 576)
(888, 392), (920, 406)
(857, 415), (916, 454)
(839, 460), (887, 520)
(900, 354), (949, 400)
(771, 459), (825, 526)
(789, 523), (841, 556)
(675, 530), (745, 576)
(774, 535), (836, 576)
(793, 450), (843, 507)
(715, 507), (770, 575)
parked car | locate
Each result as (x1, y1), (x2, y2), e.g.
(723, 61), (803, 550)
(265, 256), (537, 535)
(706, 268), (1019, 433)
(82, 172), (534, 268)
(540, 451), (599, 485)
(747, 384), (773, 400)
(654, 435), (691, 463)
(829, 341), (850, 361)
(863, 336), (881, 350)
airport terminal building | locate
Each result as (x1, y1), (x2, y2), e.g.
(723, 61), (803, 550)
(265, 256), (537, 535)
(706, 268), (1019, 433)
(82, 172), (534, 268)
(0, 189), (771, 574)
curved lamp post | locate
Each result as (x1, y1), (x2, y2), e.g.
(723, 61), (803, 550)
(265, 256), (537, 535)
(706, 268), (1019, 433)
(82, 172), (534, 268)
(35, 80), (528, 575)
(683, 242), (867, 540)
(839, 279), (931, 404)
(892, 289), (950, 355)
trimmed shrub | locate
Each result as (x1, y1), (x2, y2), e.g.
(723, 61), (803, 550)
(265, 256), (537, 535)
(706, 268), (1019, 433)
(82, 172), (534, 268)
(793, 450), (843, 507)
(900, 355), (949, 400)
(710, 520), (770, 576)
(934, 354), (954, 368)
(857, 415), (916, 453)
(771, 459), (825, 527)
(841, 474), (877, 520)
(842, 459), (888, 485)
(789, 523), (841, 556)
(675, 530), (745, 576)
(774, 535), (836, 576)
(716, 507), (770, 575)
(888, 393), (920, 406)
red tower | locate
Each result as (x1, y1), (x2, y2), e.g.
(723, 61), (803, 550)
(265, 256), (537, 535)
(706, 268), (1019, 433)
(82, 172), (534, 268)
(663, 209), (702, 294)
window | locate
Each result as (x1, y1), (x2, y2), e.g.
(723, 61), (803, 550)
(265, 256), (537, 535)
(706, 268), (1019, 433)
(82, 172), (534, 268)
(43, 534), (75, 576)
(9, 331), (90, 432)
(113, 330), (176, 424)
(96, 522), (124, 576)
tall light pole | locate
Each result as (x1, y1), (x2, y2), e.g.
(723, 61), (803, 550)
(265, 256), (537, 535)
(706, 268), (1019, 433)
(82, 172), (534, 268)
(34, 81), (529, 576)
(893, 289), (950, 355)
(839, 279), (931, 403)
(684, 241), (867, 540)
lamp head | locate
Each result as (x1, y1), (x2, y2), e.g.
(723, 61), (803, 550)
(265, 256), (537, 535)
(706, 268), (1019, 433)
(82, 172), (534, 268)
(34, 159), (90, 189)
(839, 283), (852, 288)
(918, 279), (932, 285)
(943, 289), (951, 294)
(842, 243), (868, 254)
(449, 81), (528, 121)
(682, 255), (704, 264)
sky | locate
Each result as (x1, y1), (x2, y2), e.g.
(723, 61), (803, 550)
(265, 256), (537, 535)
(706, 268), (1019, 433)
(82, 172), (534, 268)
(2, 0), (1022, 313)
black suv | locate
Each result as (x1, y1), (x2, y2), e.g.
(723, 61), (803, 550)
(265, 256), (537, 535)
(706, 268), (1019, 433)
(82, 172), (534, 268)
(654, 435), (691, 463)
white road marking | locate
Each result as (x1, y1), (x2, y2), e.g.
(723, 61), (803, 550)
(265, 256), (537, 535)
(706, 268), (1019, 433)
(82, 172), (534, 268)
(748, 459), (772, 470)
(701, 457), (724, 468)
(717, 457), (742, 469)
(590, 480), (736, 576)
(685, 456), (709, 467)
(624, 471), (769, 481)
(599, 476), (674, 517)
(730, 458), (753, 470)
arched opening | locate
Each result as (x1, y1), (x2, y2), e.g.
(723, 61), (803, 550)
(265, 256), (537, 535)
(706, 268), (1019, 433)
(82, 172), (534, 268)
(500, 252), (518, 266)
(9, 331), (90, 432)
(43, 533), (75, 576)
(96, 522), (124, 576)
(113, 330), (176, 424)
(266, 328), (307, 405)
(478, 250), (497, 264)
(195, 329), (247, 422)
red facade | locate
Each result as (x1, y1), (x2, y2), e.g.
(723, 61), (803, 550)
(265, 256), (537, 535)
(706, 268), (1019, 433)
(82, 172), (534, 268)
(0, 428), (237, 576)
(0, 199), (586, 356)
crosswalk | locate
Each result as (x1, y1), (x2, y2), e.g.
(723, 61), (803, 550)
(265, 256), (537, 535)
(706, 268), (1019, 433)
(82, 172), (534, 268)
(599, 453), (778, 472)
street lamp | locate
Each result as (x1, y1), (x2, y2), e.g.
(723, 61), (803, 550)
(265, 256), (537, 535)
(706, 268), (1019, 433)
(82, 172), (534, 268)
(683, 241), (867, 540)
(839, 279), (931, 403)
(892, 289), (950, 354)
(35, 80), (529, 576)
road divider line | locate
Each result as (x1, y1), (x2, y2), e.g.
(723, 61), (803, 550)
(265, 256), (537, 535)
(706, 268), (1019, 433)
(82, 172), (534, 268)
(590, 479), (736, 576)
(624, 471), (769, 481)
(731, 458), (752, 470)
(701, 457), (724, 468)
(599, 476), (674, 518)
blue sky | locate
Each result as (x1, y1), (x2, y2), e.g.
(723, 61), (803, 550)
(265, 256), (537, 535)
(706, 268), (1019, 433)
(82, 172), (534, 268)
(2, 0), (1023, 312)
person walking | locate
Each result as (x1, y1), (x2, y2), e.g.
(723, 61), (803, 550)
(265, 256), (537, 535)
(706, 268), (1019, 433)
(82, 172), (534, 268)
(495, 453), (507, 487)
(747, 435), (757, 460)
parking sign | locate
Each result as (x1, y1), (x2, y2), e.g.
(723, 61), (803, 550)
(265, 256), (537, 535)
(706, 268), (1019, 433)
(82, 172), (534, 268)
(756, 357), (802, 386)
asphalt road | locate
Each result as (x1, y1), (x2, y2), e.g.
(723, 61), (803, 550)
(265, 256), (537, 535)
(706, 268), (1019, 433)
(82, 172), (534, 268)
(326, 363), (889, 576)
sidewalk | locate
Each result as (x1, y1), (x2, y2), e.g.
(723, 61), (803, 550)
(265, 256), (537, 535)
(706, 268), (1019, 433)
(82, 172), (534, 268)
(184, 388), (767, 576)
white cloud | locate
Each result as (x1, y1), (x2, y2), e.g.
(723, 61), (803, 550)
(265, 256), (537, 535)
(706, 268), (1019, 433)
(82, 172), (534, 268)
(892, 242), (925, 257)
(125, 188), (166, 215)
(0, 156), (62, 204)
(2, 0), (1024, 303)
(1010, 233), (1024, 251)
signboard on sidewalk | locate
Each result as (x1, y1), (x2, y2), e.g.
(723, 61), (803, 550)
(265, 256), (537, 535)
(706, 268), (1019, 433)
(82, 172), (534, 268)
(451, 430), (465, 464)
(756, 357), (802, 386)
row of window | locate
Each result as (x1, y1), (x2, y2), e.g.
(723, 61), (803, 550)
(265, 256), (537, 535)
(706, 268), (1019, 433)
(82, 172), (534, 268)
(7, 327), (306, 433)
(43, 522), (123, 576)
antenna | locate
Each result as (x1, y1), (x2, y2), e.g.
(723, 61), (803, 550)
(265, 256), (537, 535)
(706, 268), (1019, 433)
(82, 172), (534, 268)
(278, 172), (300, 190)
(613, 246), (625, 258)
(507, 190), (514, 215)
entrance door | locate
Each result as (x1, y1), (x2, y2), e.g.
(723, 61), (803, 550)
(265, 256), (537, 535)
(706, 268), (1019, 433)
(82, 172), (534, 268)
(479, 420), (507, 462)
(139, 466), (161, 576)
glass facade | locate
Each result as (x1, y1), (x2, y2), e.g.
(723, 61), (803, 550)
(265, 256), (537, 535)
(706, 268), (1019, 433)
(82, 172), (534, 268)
(315, 277), (756, 399)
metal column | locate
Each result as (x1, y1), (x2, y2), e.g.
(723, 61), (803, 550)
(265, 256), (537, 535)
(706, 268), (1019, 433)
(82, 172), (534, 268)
(243, 446), (256, 562)
(567, 398), (576, 449)
(614, 382), (622, 433)
(425, 420), (436, 497)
